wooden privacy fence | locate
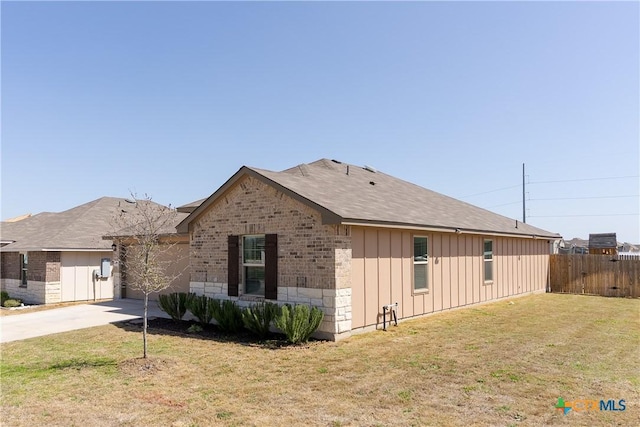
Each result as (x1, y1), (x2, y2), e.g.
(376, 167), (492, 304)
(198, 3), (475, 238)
(550, 254), (640, 297)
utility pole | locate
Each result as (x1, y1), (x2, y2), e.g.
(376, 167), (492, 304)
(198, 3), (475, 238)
(522, 163), (526, 223)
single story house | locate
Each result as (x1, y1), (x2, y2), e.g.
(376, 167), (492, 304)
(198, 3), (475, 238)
(588, 233), (618, 255)
(0, 197), (190, 304)
(177, 159), (561, 340)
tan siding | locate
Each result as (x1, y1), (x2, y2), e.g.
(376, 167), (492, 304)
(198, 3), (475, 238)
(379, 230), (392, 307)
(349, 226), (550, 332)
(465, 237), (473, 305)
(430, 233), (440, 312)
(456, 236), (465, 306)
(450, 235), (459, 308)
(390, 232), (403, 309)
(475, 237), (481, 301)
(125, 243), (190, 301)
(401, 231), (413, 318)
(441, 235), (452, 310)
(364, 229), (379, 326)
(351, 228), (365, 329)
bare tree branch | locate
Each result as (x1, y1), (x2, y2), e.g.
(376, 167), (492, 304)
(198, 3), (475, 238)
(110, 193), (187, 358)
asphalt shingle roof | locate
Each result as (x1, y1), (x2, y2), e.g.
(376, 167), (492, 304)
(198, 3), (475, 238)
(1, 197), (188, 252)
(589, 233), (617, 249)
(179, 159), (560, 239)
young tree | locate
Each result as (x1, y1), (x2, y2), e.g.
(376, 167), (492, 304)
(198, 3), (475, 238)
(111, 193), (185, 359)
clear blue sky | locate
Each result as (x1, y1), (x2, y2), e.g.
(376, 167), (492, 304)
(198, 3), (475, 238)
(2, 1), (638, 243)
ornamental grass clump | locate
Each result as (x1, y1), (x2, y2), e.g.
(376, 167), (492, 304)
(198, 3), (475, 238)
(158, 292), (191, 322)
(0, 291), (9, 305)
(211, 299), (244, 333)
(186, 294), (215, 325)
(274, 304), (324, 344)
(241, 302), (279, 339)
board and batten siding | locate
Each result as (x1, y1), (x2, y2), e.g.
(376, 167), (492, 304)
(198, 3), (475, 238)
(350, 227), (550, 330)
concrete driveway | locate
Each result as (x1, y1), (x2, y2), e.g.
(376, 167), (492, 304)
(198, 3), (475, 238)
(0, 299), (168, 343)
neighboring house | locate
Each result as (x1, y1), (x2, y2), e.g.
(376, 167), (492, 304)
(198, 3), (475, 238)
(588, 233), (617, 255)
(1, 198), (126, 304)
(558, 238), (589, 254)
(618, 242), (640, 253)
(177, 159), (560, 340)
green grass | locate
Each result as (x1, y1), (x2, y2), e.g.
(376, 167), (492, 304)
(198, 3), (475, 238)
(1, 293), (638, 426)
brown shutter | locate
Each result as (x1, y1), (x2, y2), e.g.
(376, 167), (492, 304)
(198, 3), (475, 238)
(228, 235), (239, 297)
(264, 234), (278, 300)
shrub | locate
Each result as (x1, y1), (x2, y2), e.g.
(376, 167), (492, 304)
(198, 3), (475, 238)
(211, 299), (244, 333)
(0, 291), (9, 305)
(273, 304), (324, 344)
(242, 302), (278, 339)
(158, 292), (191, 322)
(3, 299), (22, 308)
(186, 324), (203, 334)
(186, 294), (215, 325)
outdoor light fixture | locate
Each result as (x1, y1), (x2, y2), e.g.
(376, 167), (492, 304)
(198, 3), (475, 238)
(112, 243), (117, 252)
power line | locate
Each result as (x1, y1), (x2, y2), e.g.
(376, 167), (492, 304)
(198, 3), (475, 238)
(460, 184), (521, 199)
(529, 195), (639, 201)
(486, 201), (521, 208)
(529, 213), (639, 218)
(460, 175), (638, 200)
(529, 175), (639, 185)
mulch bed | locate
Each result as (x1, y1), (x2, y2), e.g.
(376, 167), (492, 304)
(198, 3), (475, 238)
(125, 317), (325, 349)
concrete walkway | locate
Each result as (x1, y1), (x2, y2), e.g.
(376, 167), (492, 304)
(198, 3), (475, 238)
(0, 299), (168, 343)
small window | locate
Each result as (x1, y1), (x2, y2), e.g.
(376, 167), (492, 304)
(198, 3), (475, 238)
(243, 235), (265, 295)
(484, 239), (493, 282)
(413, 236), (428, 291)
(20, 253), (28, 286)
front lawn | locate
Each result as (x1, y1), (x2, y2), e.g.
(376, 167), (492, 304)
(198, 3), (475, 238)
(1, 293), (638, 426)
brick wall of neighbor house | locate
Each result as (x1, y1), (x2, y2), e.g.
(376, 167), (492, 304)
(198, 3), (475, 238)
(1, 252), (21, 280)
(1, 251), (62, 304)
(189, 175), (353, 339)
(46, 252), (61, 282)
(27, 251), (47, 282)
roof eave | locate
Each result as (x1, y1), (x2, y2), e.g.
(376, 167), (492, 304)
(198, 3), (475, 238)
(339, 219), (561, 239)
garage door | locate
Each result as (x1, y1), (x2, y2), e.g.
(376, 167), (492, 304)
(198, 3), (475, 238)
(60, 252), (115, 302)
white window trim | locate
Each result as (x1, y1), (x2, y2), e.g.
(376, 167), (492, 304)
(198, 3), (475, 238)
(484, 239), (494, 284)
(413, 235), (429, 293)
(242, 235), (266, 267)
(242, 235), (265, 296)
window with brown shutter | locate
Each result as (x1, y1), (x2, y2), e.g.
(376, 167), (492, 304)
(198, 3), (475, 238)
(228, 235), (239, 296)
(265, 234), (278, 300)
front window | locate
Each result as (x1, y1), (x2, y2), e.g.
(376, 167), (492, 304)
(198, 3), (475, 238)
(243, 235), (265, 295)
(484, 239), (493, 282)
(413, 236), (428, 291)
(20, 253), (28, 286)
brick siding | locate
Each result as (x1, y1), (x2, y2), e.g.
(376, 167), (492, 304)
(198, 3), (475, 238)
(1, 252), (20, 280)
(190, 176), (352, 291)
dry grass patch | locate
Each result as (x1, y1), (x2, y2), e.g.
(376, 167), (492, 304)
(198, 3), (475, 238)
(1, 293), (638, 426)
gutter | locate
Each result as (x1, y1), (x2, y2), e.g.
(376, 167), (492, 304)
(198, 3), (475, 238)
(339, 220), (561, 240)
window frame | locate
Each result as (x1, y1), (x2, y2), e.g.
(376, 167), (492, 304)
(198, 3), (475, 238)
(242, 234), (266, 296)
(413, 235), (429, 293)
(483, 239), (494, 283)
(20, 252), (28, 287)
